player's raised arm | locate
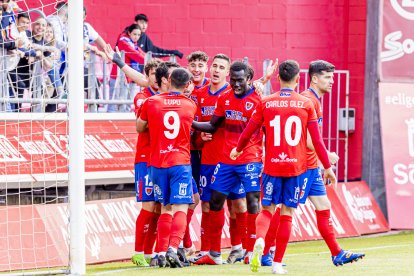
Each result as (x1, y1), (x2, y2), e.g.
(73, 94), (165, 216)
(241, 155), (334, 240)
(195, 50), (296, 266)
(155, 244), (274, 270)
(308, 121), (337, 185)
(104, 44), (149, 87)
(191, 115), (224, 133)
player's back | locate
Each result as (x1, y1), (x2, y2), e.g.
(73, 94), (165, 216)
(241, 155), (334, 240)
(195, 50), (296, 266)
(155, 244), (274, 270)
(257, 89), (317, 176)
(145, 92), (197, 168)
(301, 88), (323, 169)
(197, 83), (231, 165)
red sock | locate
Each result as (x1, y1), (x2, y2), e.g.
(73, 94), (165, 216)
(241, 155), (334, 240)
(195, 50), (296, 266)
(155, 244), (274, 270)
(200, 211), (211, 251)
(316, 209), (342, 256)
(209, 209), (225, 253)
(157, 213), (172, 253)
(255, 210), (272, 240)
(264, 207), (280, 255)
(169, 211), (188, 249)
(144, 212), (160, 255)
(247, 213), (258, 252)
(134, 209), (153, 252)
(229, 218), (241, 246)
(274, 215), (292, 263)
(183, 209), (194, 248)
(236, 212), (247, 250)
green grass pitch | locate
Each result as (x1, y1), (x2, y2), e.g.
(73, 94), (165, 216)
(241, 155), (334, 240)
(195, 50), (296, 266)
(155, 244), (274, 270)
(87, 231), (414, 275)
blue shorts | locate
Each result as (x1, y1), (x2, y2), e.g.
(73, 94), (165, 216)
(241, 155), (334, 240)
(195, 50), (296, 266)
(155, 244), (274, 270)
(299, 168), (326, 204)
(192, 177), (199, 195)
(135, 162), (154, 202)
(261, 172), (307, 208)
(211, 162), (263, 197)
(149, 165), (194, 206)
(199, 164), (245, 201)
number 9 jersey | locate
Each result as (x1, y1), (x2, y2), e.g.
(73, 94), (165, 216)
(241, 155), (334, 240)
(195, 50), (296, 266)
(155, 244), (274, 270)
(139, 92), (197, 168)
(250, 90), (317, 177)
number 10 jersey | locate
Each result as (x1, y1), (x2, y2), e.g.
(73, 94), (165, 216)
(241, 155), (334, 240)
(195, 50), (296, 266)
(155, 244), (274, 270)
(139, 92), (197, 168)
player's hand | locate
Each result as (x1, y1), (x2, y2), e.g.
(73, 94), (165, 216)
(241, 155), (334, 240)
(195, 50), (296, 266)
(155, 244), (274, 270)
(328, 151), (339, 165)
(323, 167), (337, 187)
(264, 58), (278, 82)
(230, 147), (242, 160)
(253, 81), (265, 97)
(201, 132), (212, 141)
(183, 82), (194, 98)
(103, 43), (115, 61)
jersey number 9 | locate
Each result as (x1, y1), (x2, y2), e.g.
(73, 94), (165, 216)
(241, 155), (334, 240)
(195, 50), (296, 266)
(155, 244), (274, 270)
(163, 111), (180, 139)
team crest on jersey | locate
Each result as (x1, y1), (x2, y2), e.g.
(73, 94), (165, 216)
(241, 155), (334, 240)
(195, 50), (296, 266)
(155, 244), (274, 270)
(246, 163), (255, 172)
(245, 102), (254, 110)
(179, 183), (188, 196)
(154, 184), (161, 196)
(145, 187), (153, 196)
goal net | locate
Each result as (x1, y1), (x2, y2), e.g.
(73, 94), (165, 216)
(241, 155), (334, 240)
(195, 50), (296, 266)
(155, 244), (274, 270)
(0, 0), (85, 274)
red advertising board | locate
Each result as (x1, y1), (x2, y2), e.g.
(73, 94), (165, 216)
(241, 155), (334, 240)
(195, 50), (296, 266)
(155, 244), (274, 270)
(379, 83), (414, 229)
(381, 0), (414, 81)
(0, 116), (137, 187)
(334, 181), (389, 234)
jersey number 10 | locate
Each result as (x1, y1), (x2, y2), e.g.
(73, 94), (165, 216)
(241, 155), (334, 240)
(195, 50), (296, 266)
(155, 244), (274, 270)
(269, 115), (302, 146)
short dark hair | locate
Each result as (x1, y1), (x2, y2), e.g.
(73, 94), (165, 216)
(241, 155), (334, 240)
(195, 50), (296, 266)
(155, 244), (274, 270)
(124, 23), (141, 34)
(308, 60), (335, 80)
(170, 68), (192, 90)
(155, 61), (180, 87)
(187, 51), (209, 63)
(278, 60), (300, 82)
(144, 58), (162, 76)
(135, 13), (148, 22)
(230, 61), (251, 79)
(55, 1), (67, 11)
(212, 53), (230, 65)
(17, 12), (30, 20)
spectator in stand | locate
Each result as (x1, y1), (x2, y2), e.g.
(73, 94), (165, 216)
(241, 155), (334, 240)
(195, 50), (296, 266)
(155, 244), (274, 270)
(47, 1), (67, 74)
(135, 14), (183, 59)
(108, 23), (145, 112)
(83, 6), (107, 103)
(1, 0), (24, 111)
(32, 17), (63, 111)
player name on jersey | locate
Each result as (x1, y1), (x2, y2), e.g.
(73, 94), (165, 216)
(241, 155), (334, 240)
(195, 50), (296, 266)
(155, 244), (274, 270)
(265, 100), (307, 108)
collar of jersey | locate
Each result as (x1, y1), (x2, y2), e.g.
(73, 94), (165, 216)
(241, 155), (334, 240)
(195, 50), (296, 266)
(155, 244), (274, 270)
(234, 87), (254, 99)
(308, 87), (321, 102)
(167, 91), (181, 96)
(195, 78), (208, 89)
(148, 87), (157, 96)
(208, 83), (228, 96)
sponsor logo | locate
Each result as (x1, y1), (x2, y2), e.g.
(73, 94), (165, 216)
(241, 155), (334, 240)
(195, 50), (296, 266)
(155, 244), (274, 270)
(381, 31), (414, 62)
(201, 106), (216, 116)
(160, 144), (179, 154)
(245, 102), (254, 110)
(271, 152), (298, 163)
(136, 98), (144, 107)
(342, 185), (376, 223)
(280, 92), (291, 97)
(265, 182), (273, 195)
(225, 100), (230, 106)
(200, 98), (205, 104)
(251, 181), (257, 187)
(246, 163), (255, 172)
(225, 110), (247, 122)
(390, 0), (414, 20)
(179, 183), (188, 196)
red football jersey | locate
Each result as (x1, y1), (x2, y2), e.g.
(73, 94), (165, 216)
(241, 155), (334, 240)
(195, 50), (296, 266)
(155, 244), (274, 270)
(133, 87), (157, 164)
(189, 78), (211, 106)
(140, 92), (197, 168)
(250, 89), (317, 177)
(301, 88), (323, 169)
(197, 83), (231, 165)
(214, 88), (263, 165)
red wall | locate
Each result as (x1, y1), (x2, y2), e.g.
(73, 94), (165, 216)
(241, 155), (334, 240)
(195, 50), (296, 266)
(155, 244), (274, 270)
(25, 0), (366, 180)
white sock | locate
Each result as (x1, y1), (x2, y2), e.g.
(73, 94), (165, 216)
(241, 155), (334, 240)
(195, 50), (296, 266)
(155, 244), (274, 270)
(232, 244), (242, 251)
(135, 251), (144, 255)
(158, 251), (166, 257)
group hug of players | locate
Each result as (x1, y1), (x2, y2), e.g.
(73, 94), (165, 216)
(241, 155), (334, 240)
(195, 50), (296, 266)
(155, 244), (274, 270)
(104, 44), (365, 274)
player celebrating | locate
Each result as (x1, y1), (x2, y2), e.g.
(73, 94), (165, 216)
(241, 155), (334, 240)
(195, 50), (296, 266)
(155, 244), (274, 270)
(191, 61), (264, 265)
(137, 68), (196, 268)
(230, 60), (337, 274)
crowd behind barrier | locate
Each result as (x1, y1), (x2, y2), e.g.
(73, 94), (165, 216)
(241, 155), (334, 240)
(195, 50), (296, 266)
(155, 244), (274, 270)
(0, 2), (180, 113)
